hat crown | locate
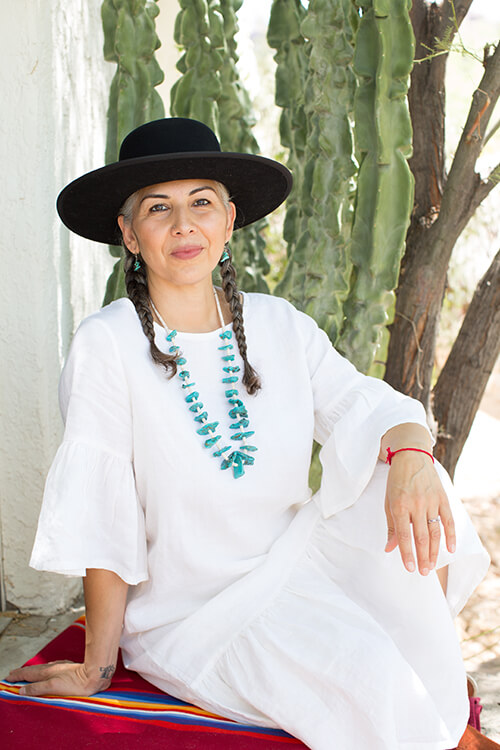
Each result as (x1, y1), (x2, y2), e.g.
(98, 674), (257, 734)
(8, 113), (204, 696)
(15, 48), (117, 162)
(119, 118), (222, 161)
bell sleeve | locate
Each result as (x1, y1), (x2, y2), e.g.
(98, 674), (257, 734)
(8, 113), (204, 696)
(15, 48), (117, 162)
(30, 315), (148, 584)
(294, 307), (432, 518)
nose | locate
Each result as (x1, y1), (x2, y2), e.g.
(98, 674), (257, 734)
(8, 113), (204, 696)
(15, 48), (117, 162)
(170, 205), (195, 235)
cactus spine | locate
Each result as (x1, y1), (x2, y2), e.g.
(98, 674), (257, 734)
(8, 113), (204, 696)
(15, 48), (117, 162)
(338, 0), (415, 372)
(102, 0), (165, 304)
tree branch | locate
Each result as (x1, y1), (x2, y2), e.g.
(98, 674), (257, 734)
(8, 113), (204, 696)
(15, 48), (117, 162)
(429, 43), (500, 263)
(452, 0), (475, 29)
(433, 249), (500, 477)
(470, 159), (500, 210)
(483, 116), (500, 148)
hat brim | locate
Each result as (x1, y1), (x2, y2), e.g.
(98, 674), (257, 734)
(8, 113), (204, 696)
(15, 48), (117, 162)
(57, 152), (293, 245)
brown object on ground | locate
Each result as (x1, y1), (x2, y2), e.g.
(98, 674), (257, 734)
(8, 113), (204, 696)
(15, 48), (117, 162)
(456, 725), (500, 749)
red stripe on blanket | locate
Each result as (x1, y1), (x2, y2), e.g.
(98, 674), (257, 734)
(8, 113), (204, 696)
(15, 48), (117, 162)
(0, 616), (306, 749)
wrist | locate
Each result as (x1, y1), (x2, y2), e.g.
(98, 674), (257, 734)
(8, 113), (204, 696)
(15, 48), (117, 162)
(385, 446), (434, 465)
(381, 423), (433, 461)
(83, 661), (117, 689)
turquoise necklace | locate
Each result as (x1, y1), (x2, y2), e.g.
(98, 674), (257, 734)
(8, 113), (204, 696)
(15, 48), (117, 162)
(150, 289), (257, 479)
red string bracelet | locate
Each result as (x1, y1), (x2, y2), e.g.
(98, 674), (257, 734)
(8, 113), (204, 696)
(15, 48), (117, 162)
(386, 447), (434, 465)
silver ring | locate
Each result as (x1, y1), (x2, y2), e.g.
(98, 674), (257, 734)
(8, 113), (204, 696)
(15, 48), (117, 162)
(427, 518), (440, 524)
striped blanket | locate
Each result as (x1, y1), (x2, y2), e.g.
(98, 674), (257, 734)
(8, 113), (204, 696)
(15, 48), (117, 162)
(0, 616), (306, 749)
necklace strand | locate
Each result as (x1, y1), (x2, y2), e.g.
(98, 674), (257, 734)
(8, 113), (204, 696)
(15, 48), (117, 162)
(150, 290), (257, 479)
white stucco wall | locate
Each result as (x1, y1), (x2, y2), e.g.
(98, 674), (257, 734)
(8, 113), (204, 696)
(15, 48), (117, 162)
(0, 1), (115, 613)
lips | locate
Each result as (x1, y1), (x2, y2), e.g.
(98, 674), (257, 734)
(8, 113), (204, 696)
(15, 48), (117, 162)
(171, 246), (203, 260)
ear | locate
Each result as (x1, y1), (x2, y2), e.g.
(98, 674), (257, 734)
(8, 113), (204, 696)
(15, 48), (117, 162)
(225, 202), (237, 243)
(117, 215), (138, 253)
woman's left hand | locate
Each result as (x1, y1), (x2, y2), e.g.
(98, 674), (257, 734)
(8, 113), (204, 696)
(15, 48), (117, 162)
(381, 423), (456, 575)
(384, 449), (456, 574)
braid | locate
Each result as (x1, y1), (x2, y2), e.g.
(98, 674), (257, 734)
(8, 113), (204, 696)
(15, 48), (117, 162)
(123, 246), (177, 378)
(220, 248), (261, 395)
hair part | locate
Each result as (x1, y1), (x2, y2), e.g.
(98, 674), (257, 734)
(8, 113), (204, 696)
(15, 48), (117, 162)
(119, 182), (261, 395)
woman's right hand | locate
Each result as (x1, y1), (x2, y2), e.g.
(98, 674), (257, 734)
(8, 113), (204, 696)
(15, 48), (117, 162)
(8, 568), (128, 699)
(6, 659), (115, 697)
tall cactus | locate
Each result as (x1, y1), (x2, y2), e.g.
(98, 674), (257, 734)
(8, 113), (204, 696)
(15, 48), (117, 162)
(267, 0), (308, 264)
(273, 0), (357, 345)
(338, 0), (415, 372)
(170, 0), (224, 132)
(101, 0), (165, 304)
(171, 0), (269, 291)
(218, 0), (270, 292)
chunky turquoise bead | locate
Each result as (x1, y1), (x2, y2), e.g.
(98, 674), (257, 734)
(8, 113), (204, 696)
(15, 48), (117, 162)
(194, 411), (208, 422)
(159, 308), (257, 478)
(197, 422), (219, 435)
(231, 430), (255, 441)
(229, 406), (247, 418)
(225, 450), (254, 475)
(204, 435), (221, 448)
(235, 449), (254, 462)
(213, 445), (231, 457)
(233, 460), (245, 479)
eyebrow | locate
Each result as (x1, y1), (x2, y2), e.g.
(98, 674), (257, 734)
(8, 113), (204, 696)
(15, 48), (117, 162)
(139, 186), (217, 204)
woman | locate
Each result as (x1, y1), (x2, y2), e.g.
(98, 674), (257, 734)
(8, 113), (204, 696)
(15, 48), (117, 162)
(8, 118), (494, 750)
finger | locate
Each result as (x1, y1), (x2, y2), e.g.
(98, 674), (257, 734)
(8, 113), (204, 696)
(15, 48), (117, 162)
(392, 510), (416, 572)
(411, 512), (434, 575)
(7, 661), (71, 683)
(439, 500), (456, 554)
(19, 677), (65, 697)
(427, 515), (442, 570)
(384, 506), (398, 553)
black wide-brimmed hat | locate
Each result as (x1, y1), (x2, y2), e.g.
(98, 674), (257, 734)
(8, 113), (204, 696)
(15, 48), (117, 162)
(57, 118), (293, 245)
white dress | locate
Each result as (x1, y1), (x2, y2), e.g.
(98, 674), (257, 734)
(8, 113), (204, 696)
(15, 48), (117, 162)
(30, 293), (489, 750)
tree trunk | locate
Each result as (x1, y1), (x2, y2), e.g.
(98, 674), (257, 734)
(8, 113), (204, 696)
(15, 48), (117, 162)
(384, 0), (499, 421)
(384, 0), (472, 409)
(432, 250), (500, 478)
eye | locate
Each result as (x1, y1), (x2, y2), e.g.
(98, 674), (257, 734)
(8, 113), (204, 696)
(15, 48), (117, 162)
(193, 197), (210, 206)
(149, 203), (168, 213)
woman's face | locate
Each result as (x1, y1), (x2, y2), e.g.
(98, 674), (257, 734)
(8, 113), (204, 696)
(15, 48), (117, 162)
(117, 178), (236, 293)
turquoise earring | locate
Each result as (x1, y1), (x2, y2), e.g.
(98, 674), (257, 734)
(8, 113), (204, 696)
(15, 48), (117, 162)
(133, 256), (141, 272)
(219, 244), (230, 264)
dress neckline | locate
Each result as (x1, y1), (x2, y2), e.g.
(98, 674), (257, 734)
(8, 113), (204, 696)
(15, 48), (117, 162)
(152, 292), (248, 340)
